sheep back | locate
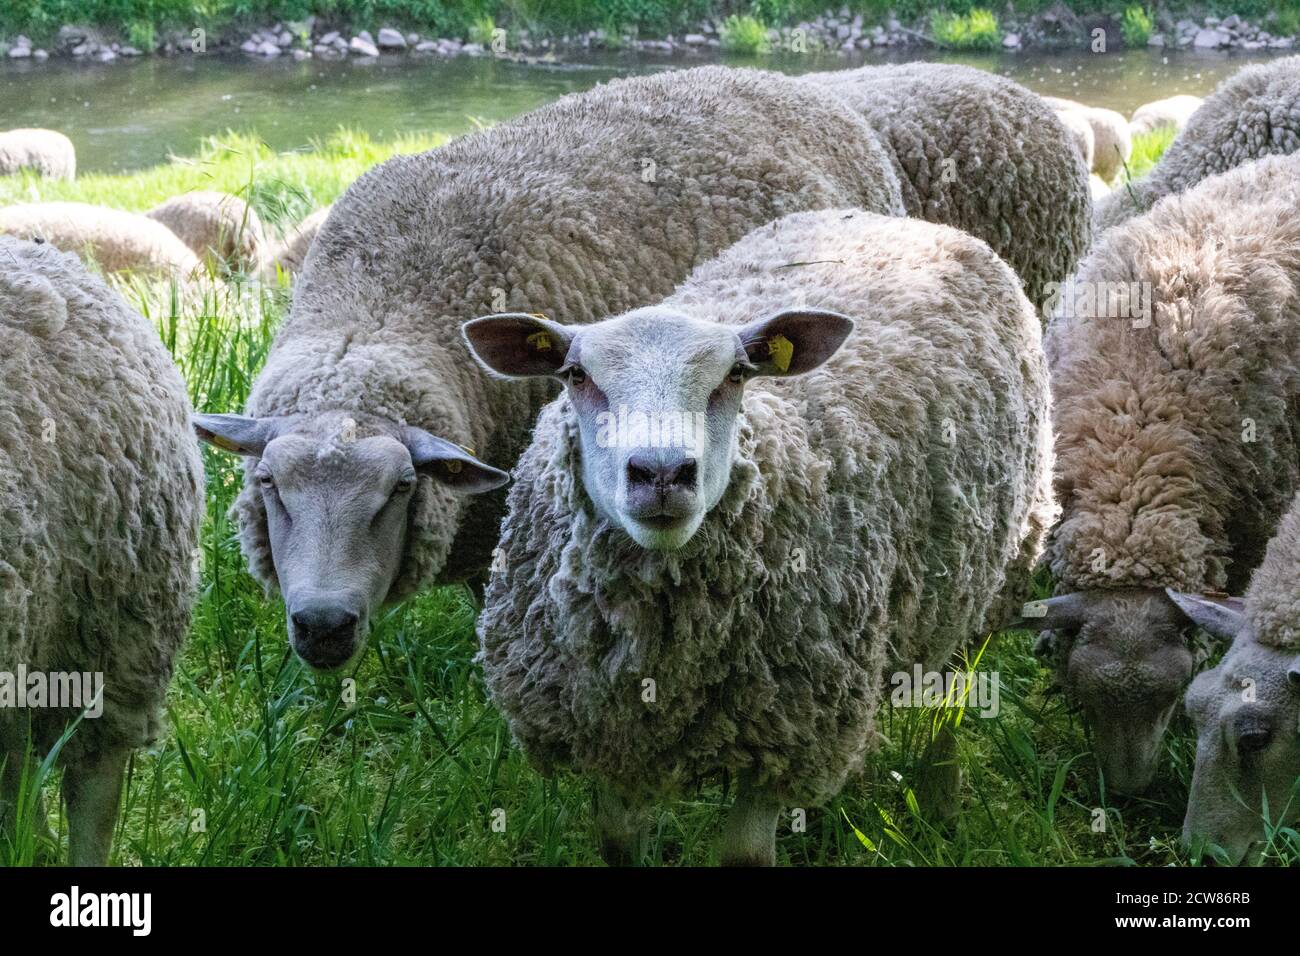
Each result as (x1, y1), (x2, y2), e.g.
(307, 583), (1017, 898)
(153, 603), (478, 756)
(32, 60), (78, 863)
(0, 128), (76, 180)
(0, 202), (200, 276)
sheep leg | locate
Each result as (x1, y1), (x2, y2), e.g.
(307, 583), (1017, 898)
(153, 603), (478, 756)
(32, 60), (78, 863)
(64, 747), (128, 867)
(592, 783), (648, 866)
(915, 721), (963, 823)
(720, 774), (782, 867)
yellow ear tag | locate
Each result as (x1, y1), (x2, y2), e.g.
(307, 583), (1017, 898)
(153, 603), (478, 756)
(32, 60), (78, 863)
(526, 331), (552, 352)
(210, 435), (241, 453)
(767, 334), (794, 373)
(444, 460), (464, 475)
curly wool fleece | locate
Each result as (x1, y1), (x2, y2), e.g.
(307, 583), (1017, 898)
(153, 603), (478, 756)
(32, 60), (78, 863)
(478, 210), (1055, 806)
(1047, 152), (1300, 596)
(236, 66), (906, 597)
(1094, 56), (1300, 234)
(0, 236), (204, 763)
(1244, 493), (1300, 649)
(805, 62), (1092, 312)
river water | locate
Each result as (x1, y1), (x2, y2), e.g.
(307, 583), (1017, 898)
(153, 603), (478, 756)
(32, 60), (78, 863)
(0, 46), (1287, 173)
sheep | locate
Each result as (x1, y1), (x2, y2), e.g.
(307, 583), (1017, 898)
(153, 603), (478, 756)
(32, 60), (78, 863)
(805, 63), (1091, 312)
(263, 204), (332, 278)
(0, 202), (200, 277)
(145, 190), (269, 274)
(1175, 494), (1300, 865)
(0, 129), (75, 180)
(466, 208), (1056, 866)
(1095, 57), (1300, 234)
(1043, 97), (1133, 183)
(1129, 94), (1203, 138)
(1014, 152), (1300, 795)
(1056, 108), (1095, 171)
(194, 65), (908, 671)
(0, 235), (204, 865)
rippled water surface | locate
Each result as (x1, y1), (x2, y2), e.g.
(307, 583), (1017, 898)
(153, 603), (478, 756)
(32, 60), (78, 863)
(0, 46), (1287, 173)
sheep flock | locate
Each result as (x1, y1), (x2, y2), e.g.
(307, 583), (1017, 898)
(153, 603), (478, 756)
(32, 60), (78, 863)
(1, 54), (1298, 868)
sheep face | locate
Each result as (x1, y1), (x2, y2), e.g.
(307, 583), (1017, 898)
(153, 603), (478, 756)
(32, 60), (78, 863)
(464, 308), (853, 551)
(1018, 588), (1201, 793)
(1178, 601), (1300, 865)
(194, 411), (508, 670)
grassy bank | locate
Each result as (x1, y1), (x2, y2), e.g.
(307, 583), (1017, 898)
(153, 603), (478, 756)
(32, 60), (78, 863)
(1, 127), (1295, 867)
(3, 0), (1300, 47)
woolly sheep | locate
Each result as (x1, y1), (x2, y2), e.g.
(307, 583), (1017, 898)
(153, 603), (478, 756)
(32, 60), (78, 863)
(1056, 108), (1095, 171)
(1044, 97), (1132, 183)
(0, 236), (204, 864)
(1016, 152), (1300, 795)
(195, 66), (907, 671)
(263, 204), (332, 278)
(1095, 57), (1300, 234)
(806, 64), (1091, 311)
(466, 208), (1055, 866)
(0, 129), (75, 180)
(1129, 94), (1203, 138)
(0, 202), (200, 277)
(1176, 494), (1300, 865)
(145, 190), (269, 274)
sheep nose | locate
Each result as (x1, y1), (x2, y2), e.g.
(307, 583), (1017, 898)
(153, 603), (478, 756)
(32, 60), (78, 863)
(626, 453), (697, 490)
(289, 604), (360, 670)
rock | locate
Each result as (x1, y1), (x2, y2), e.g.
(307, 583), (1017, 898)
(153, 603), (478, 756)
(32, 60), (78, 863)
(415, 40), (439, 53)
(856, 36), (873, 49)
(14, 35), (32, 49)
(97, 48), (116, 62)
(320, 31), (340, 44)
(257, 41), (281, 56)
(1270, 37), (1295, 48)
(1002, 32), (1021, 49)
(312, 43), (331, 55)
(277, 31), (292, 47)
(836, 24), (851, 40)
(1193, 28), (1229, 48)
(359, 30), (374, 44)
(1148, 32), (1165, 47)
(377, 27), (406, 49)
(33, 49), (49, 61)
(8, 46), (31, 59)
(120, 46), (141, 57)
(240, 39), (258, 54)
(1175, 18), (1198, 34)
(462, 42), (485, 54)
(684, 33), (706, 45)
(349, 36), (379, 57)
(291, 48), (311, 60)
(71, 42), (91, 57)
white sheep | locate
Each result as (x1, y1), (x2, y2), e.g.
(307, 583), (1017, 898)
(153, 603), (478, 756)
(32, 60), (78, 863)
(1016, 151), (1300, 795)
(466, 208), (1055, 865)
(1129, 94), (1203, 137)
(262, 204), (332, 278)
(0, 128), (76, 180)
(0, 202), (200, 277)
(807, 63), (1093, 311)
(194, 65), (908, 671)
(1175, 493), (1300, 865)
(145, 190), (269, 274)
(1096, 57), (1300, 233)
(1044, 97), (1132, 183)
(0, 236), (204, 865)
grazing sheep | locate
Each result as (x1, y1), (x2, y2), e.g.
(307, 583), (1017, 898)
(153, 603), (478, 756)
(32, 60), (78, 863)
(1016, 152), (1300, 795)
(0, 129), (75, 180)
(1129, 94), (1203, 137)
(195, 66), (907, 670)
(467, 208), (1055, 865)
(806, 64), (1091, 311)
(1096, 57), (1300, 234)
(1056, 108), (1095, 171)
(1044, 97), (1133, 183)
(0, 202), (200, 277)
(264, 204), (332, 278)
(0, 236), (204, 865)
(1177, 494), (1300, 865)
(145, 191), (268, 274)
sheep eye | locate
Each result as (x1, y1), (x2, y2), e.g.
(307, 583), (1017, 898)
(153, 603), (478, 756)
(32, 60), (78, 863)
(394, 472), (417, 494)
(728, 364), (746, 384)
(567, 366), (587, 386)
(257, 470), (276, 490)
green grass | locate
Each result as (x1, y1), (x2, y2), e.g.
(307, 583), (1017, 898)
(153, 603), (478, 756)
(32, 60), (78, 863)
(930, 8), (1001, 51)
(1119, 5), (1153, 46)
(719, 13), (769, 53)
(1122, 125), (1177, 182)
(3, 118), (1296, 868)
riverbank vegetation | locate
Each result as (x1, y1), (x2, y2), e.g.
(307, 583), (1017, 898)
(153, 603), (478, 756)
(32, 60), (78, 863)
(3, 125), (1295, 867)
(3, 1), (1299, 47)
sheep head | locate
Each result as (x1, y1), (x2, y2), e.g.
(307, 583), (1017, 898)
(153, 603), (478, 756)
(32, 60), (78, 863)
(1009, 587), (1228, 794)
(463, 307), (852, 551)
(1178, 597), (1300, 865)
(193, 409), (508, 670)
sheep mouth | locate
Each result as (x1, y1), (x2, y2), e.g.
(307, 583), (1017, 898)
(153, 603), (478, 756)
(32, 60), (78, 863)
(630, 513), (692, 531)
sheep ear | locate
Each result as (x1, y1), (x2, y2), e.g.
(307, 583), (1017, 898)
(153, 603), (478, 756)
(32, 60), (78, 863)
(1002, 592), (1092, 633)
(462, 313), (577, 378)
(1287, 656), (1300, 693)
(403, 426), (510, 494)
(738, 309), (854, 377)
(193, 413), (280, 457)
(1165, 589), (1246, 642)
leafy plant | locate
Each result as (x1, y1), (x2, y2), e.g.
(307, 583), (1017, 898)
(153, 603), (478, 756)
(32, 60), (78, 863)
(1119, 6), (1153, 47)
(930, 8), (1001, 51)
(719, 13), (769, 53)
(125, 18), (155, 51)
